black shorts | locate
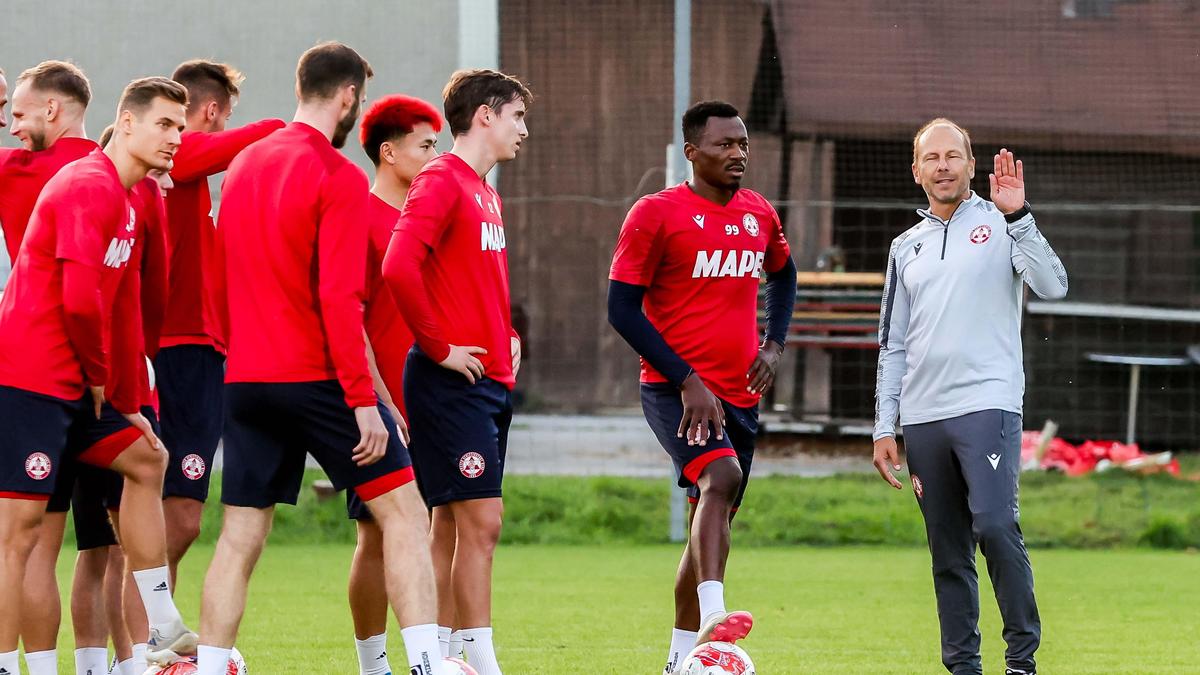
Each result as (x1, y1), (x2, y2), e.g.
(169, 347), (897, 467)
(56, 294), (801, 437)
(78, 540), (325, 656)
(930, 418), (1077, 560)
(346, 490), (370, 521)
(48, 403), (159, 512)
(221, 381), (413, 509)
(70, 464), (124, 550)
(155, 345), (225, 501)
(640, 383), (759, 509)
(0, 385), (84, 499)
(403, 347), (513, 508)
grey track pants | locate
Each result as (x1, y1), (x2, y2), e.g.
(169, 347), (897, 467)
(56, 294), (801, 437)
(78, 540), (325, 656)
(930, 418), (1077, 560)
(903, 409), (1041, 675)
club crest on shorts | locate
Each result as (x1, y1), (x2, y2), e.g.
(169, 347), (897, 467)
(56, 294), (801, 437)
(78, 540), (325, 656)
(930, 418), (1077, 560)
(911, 473), (924, 499)
(459, 451), (486, 479)
(742, 213), (759, 237)
(969, 225), (991, 244)
(25, 452), (51, 480)
(181, 453), (207, 480)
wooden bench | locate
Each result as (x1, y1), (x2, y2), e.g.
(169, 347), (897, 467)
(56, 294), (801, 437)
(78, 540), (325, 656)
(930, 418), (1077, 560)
(760, 271), (884, 349)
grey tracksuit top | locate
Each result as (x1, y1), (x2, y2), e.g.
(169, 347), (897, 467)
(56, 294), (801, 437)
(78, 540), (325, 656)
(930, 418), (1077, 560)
(872, 192), (1068, 441)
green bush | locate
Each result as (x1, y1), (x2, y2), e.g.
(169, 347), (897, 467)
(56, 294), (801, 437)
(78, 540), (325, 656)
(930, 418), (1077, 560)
(67, 466), (1200, 549)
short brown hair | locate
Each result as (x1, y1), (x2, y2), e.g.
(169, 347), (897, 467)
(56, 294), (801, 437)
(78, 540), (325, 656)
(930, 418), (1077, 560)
(296, 41), (372, 102)
(172, 59), (243, 111)
(442, 69), (532, 137)
(913, 118), (973, 163)
(16, 60), (91, 107)
(117, 77), (189, 117)
(98, 124), (114, 149)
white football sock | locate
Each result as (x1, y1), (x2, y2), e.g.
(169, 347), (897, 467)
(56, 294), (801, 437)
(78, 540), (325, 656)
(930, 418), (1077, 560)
(438, 625), (452, 658)
(75, 647), (108, 675)
(460, 627), (502, 675)
(196, 645), (232, 675)
(664, 628), (698, 674)
(118, 657), (140, 675)
(697, 580), (726, 625)
(401, 623), (443, 675)
(24, 649), (57, 675)
(354, 632), (391, 675)
(449, 630), (465, 660)
(0, 649), (19, 675)
(131, 643), (148, 674)
(132, 565), (184, 632)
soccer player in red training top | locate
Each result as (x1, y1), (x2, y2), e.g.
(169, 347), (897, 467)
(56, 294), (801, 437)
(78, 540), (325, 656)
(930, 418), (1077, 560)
(384, 68), (531, 675)
(0, 76), (197, 675)
(156, 61), (285, 586)
(0, 60), (97, 675)
(0, 61), (97, 264)
(57, 124), (172, 675)
(197, 42), (445, 675)
(608, 101), (797, 675)
(347, 93), (441, 675)
(43, 126), (171, 675)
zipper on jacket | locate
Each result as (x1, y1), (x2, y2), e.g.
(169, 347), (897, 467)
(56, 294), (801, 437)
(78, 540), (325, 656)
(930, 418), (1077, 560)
(917, 197), (967, 261)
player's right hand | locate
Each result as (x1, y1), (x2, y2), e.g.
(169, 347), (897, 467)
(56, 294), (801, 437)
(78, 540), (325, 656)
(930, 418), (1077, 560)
(872, 436), (904, 489)
(439, 344), (488, 384)
(122, 412), (162, 450)
(352, 406), (389, 466)
(389, 404), (410, 446)
(90, 385), (106, 419)
(678, 372), (725, 447)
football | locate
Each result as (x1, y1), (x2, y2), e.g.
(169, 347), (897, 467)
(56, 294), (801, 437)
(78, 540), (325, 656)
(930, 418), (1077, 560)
(443, 656), (479, 675)
(142, 647), (247, 675)
(679, 641), (756, 675)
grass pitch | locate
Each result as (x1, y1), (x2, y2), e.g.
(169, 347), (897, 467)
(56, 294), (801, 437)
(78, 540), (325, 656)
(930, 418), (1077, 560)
(52, 542), (1199, 673)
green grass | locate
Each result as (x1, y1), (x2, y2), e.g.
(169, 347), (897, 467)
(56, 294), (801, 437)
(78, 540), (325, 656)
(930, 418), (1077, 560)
(49, 542), (1200, 673)
(137, 465), (1200, 550)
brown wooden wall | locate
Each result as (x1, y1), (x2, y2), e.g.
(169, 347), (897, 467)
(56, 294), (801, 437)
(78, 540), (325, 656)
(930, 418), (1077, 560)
(499, 0), (774, 410)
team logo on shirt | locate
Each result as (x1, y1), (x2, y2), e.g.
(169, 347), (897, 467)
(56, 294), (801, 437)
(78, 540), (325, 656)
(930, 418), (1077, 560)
(911, 474), (924, 499)
(693, 214), (705, 229)
(692, 250), (765, 279)
(969, 225), (992, 244)
(25, 452), (52, 481)
(125, 205), (136, 233)
(742, 213), (759, 237)
(459, 452), (486, 479)
(181, 454), (207, 480)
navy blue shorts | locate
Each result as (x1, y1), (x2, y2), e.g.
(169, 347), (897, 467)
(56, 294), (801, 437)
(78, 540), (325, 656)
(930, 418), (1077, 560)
(50, 405), (157, 550)
(640, 383), (759, 509)
(221, 381), (413, 508)
(346, 490), (370, 521)
(48, 403), (156, 512)
(70, 465), (124, 550)
(155, 345), (225, 502)
(0, 385), (84, 499)
(403, 347), (513, 508)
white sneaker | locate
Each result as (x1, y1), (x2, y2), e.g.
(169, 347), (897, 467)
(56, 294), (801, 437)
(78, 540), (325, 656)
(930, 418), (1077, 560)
(144, 624), (199, 665)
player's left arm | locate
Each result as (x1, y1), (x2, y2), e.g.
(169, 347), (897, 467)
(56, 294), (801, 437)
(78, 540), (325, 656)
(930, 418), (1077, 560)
(747, 207), (797, 394)
(991, 149), (1068, 300)
(363, 329), (408, 445)
(316, 164), (375, 409)
(170, 119), (287, 182)
(140, 188), (169, 359)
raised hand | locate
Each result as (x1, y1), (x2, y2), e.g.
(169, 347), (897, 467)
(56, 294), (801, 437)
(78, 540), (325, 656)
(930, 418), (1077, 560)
(989, 148), (1025, 215)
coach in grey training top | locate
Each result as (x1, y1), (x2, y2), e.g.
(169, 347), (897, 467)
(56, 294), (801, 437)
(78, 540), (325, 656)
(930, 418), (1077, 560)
(872, 119), (1067, 675)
